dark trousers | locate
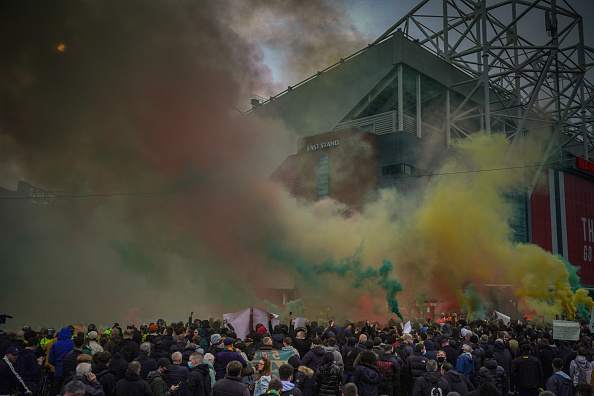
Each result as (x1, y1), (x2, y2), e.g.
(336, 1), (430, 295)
(518, 388), (539, 396)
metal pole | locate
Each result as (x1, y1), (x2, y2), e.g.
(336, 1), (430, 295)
(481, 0), (491, 135)
(398, 64), (404, 132)
(417, 72), (422, 137)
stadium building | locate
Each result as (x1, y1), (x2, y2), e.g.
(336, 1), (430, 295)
(256, 0), (594, 292)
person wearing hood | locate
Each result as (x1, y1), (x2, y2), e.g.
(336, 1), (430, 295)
(491, 341), (511, 385)
(186, 352), (212, 396)
(279, 363), (303, 396)
(455, 344), (475, 382)
(325, 338), (344, 371)
(477, 350), (508, 396)
(546, 358), (573, 396)
(209, 334), (223, 356)
(510, 343), (542, 396)
(412, 359), (451, 396)
(441, 362), (473, 395)
(291, 356), (314, 393)
(49, 326), (75, 394)
(352, 350), (381, 396)
(466, 381), (501, 396)
(301, 338), (327, 396)
(570, 347), (593, 386)
(536, 338), (555, 384)
(92, 351), (117, 396)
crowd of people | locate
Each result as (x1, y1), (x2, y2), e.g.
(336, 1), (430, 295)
(2, 313), (594, 396)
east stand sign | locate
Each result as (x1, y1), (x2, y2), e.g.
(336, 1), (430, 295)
(552, 320), (580, 341)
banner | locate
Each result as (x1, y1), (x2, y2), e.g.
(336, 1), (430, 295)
(552, 320), (580, 341)
(223, 307), (280, 340)
(403, 321), (411, 334)
(494, 310), (511, 325)
(252, 349), (294, 378)
(294, 317), (307, 330)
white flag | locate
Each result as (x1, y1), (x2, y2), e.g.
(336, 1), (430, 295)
(495, 310), (511, 325)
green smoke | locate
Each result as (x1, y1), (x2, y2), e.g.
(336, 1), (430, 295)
(559, 255), (589, 321)
(464, 283), (486, 320)
(269, 243), (404, 319)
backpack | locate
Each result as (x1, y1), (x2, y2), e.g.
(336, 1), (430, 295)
(576, 361), (592, 384)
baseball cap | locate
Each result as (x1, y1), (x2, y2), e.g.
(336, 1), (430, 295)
(6, 346), (20, 355)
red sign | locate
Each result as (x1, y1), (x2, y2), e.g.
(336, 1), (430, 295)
(576, 158), (594, 175)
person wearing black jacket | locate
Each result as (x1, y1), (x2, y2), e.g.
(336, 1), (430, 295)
(211, 360), (250, 396)
(478, 350), (508, 396)
(441, 363), (473, 395)
(62, 334), (86, 382)
(186, 352), (212, 396)
(114, 361), (152, 396)
(404, 343), (429, 396)
(377, 344), (401, 396)
(134, 342), (158, 380)
(511, 344), (542, 396)
(93, 352), (117, 396)
(113, 329), (141, 363)
(314, 352), (342, 396)
(441, 339), (458, 368)
(412, 360), (451, 396)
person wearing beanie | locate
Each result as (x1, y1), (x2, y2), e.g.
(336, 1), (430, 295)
(88, 331), (103, 355)
(203, 353), (216, 387)
(213, 338), (247, 380)
(209, 334), (222, 356)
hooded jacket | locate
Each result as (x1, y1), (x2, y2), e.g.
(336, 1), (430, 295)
(456, 352), (474, 381)
(546, 371), (573, 396)
(301, 346), (326, 373)
(187, 363), (212, 396)
(478, 359), (508, 395)
(443, 369), (474, 395)
(93, 363), (117, 396)
(352, 363), (382, 396)
(412, 370), (452, 396)
(48, 327), (74, 377)
(294, 366), (314, 391)
(570, 355), (593, 386)
(282, 380), (303, 396)
(147, 369), (168, 396)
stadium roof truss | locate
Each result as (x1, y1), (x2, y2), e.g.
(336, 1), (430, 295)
(374, 0), (594, 166)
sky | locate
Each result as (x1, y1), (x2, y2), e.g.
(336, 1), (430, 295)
(0, 0), (593, 330)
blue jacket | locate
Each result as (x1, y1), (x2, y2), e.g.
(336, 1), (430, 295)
(546, 371), (573, 396)
(456, 352), (474, 381)
(49, 327), (74, 377)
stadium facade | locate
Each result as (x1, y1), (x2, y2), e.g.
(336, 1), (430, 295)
(257, 0), (594, 289)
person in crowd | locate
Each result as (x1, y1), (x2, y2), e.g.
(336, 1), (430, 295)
(147, 357), (180, 396)
(254, 356), (272, 396)
(342, 383), (358, 396)
(279, 363), (303, 396)
(214, 338), (248, 380)
(405, 342), (429, 395)
(186, 352), (212, 396)
(0, 346), (32, 395)
(66, 362), (105, 396)
(377, 344), (401, 396)
(352, 350), (381, 396)
(113, 329), (141, 362)
(167, 351), (189, 391)
(89, 331), (104, 355)
(114, 360), (152, 396)
(570, 347), (593, 387)
(49, 326), (75, 394)
(441, 362), (473, 395)
(545, 358), (572, 396)
(15, 336), (43, 394)
(511, 344), (542, 396)
(314, 352), (343, 396)
(134, 342), (158, 380)
(211, 360), (250, 396)
(63, 333), (88, 382)
(478, 350), (508, 396)
(412, 359), (451, 396)
(92, 351), (117, 396)
(455, 344), (475, 383)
